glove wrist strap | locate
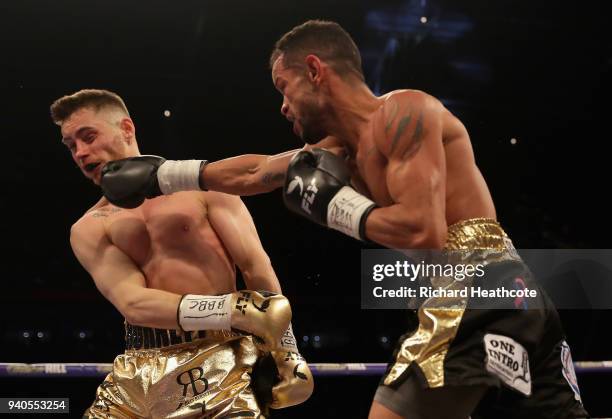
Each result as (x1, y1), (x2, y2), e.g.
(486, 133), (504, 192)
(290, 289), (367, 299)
(326, 186), (376, 240)
(178, 293), (232, 331)
(157, 160), (206, 194)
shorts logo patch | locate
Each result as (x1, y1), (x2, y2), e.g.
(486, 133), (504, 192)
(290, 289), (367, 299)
(561, 340), (582, 402)
(513, 277), (528, 310)
(484, 333), (531, 396)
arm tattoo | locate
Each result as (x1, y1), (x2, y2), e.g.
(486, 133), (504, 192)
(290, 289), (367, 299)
(401, 112), (424, 161)
(385, 100), (399, 133)
(261, 172), (285, 185)
(390, 114), (413, 152)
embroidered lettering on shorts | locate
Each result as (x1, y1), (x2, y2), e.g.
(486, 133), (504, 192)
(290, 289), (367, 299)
(484, 333), (531, 396)
(175, 367), (209, 411)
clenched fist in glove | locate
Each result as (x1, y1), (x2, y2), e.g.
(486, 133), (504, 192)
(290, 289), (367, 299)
(101, 156), (206, 208)
(284, 148), (377, 240)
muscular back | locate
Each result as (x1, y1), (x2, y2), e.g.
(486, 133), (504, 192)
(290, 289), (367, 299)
(439, 104), (496, 225)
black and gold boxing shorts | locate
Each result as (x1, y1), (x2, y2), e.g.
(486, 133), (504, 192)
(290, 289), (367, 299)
(377, 218), (587, 418)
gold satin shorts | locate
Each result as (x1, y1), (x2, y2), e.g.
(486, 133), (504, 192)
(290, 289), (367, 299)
(85, 325), (263, 418)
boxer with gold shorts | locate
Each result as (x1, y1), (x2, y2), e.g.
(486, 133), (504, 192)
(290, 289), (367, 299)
(50, 90), (313, 418)
(86, 291), (312, 418)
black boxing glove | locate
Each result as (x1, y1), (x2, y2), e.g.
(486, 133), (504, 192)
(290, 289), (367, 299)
(283, 149), (377, 240)
(101, 156), (206, 208)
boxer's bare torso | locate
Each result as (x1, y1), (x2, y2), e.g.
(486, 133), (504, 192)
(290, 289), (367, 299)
(324, 89), (496, 227)
(79, 191), (236, 296)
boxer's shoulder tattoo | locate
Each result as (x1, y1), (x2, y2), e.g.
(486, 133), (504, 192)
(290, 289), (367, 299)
(262, 172), (285, 185)
(362, 146), (379, 167)
(390, 114), (413, 152)
(385, 100), (400, 133)
(401, 112), (424, 161)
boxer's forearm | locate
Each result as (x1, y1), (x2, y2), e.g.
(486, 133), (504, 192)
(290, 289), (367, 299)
(115, 288), (183, 330)
(202, 152), (298, 196)
(363, 205), (446, 249)
(242, 262), (283, 295)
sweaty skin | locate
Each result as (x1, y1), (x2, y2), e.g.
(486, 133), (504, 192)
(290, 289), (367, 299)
(71, 191), (279, 330)
(344, 89), (497, 248)
(201, 88), (495, 249)
(62, 107), (280, 331)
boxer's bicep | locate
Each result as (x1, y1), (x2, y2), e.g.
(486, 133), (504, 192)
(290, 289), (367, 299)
(365, 95), (447, 248)
(380, 157), (446, 248)
(71, 220), (142, 291)
(206, 193), (281, 293)
(70, 221), (145, 311)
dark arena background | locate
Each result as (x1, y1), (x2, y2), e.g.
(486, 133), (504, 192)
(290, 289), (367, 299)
(0, 0), (609, 417)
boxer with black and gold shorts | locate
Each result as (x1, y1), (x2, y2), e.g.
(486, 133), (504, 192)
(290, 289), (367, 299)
(375, 218), (588, 419)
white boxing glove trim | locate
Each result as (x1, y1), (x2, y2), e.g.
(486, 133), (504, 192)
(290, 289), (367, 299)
(178, 294), (232, 331)
(157, 160), (203, 195)
(327, 186), (375, 240)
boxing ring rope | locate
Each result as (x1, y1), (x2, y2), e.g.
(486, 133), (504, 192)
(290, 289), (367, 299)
(1, 362), (611, 377)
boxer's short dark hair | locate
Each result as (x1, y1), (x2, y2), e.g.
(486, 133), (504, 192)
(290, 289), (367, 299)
(50, 89), (130, 125)
(270, 20), (364, 82)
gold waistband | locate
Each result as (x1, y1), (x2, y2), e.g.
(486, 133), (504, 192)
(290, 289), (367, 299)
(445, 218), (511, 251)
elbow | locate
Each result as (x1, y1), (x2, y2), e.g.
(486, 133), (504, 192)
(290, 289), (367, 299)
(118, 297), (148, 326)
(242, 257), (282, 293)
(411, 231), (446, 249)
(391, 223), (447, 250)
(414, 220), (447, 249)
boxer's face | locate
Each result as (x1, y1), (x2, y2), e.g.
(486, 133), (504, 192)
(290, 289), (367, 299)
(272, 55), (329, 144)
(60, 107), (133, 185)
